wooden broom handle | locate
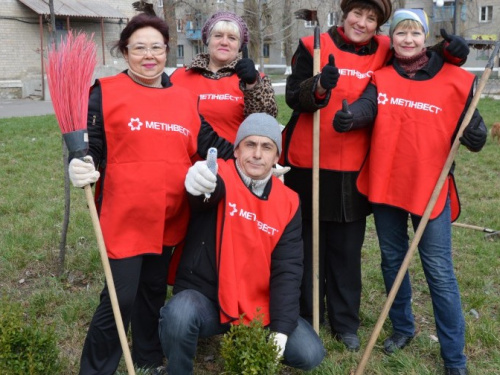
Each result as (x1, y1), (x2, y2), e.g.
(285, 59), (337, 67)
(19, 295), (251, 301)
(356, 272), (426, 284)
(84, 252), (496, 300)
(84, 185), (136, 375)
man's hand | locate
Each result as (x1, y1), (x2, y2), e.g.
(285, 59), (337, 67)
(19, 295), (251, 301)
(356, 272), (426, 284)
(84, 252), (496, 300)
(441, 29), (469, 60)
(333, 99), (354, 133)
(185, 161), (217, 196)
(68, 156), (100, 188)
(235, 58), (258, 85)
(319, 54), (339, 91)
(270, 332), (288, 359)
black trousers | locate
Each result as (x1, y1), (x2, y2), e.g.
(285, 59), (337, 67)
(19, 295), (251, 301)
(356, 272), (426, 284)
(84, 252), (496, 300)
(300, 218), (366, 334)
(79, 247), (172, 375)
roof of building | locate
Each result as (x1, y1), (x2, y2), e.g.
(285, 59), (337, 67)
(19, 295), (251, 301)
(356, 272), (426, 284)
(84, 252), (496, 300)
(18, 0), (127, 19)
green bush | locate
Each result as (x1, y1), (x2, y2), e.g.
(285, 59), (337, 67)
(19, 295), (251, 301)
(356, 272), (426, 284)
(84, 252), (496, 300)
(220, 313), (282, 375)
(0, 297), (61, 375)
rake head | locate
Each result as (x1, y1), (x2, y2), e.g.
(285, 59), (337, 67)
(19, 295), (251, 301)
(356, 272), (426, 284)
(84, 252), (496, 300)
(485, 231), (500, 241)
(294, 9), (318, 23)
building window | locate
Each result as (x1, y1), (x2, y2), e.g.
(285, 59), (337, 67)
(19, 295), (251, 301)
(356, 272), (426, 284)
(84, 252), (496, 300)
(236, 0), (244, 2)
(177, 45), (184, 58)
(281, 41), (285, 58)
(194, 44), (204, 55)
(263, 43), (270, 58)
(304, 20), (316, 28)
(176, 19), (183, 32)
(217, 0), (224, 3)
(158, 0), (163, 7)
(480, 6), (493, 22)
(327, 13), (335, 27)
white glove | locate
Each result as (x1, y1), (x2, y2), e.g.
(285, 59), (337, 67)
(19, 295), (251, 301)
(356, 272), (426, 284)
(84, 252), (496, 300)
(271, 332), (288, 359)
(272, 164), (291, 183)
(185, 161), (217, 196)
(68, 156), (100, 188)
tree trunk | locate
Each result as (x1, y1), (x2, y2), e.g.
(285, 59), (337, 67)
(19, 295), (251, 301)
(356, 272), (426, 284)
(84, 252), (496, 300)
(282, 0), (293, 73)
(48, 0), (56, 45)
(163, 0), (178, 68)
(243, 0), (259, 62)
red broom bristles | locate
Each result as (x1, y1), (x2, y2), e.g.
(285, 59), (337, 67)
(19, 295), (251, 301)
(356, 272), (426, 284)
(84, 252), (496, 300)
(46, 31), (97, 134)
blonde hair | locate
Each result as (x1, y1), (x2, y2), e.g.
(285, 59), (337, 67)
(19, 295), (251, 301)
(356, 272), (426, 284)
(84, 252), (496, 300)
(392, 19), (425, 36)
(207, 20), (240, 43)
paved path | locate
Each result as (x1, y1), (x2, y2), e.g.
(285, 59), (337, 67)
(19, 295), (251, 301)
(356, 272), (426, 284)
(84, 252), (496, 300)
(0, 98), (55, 119)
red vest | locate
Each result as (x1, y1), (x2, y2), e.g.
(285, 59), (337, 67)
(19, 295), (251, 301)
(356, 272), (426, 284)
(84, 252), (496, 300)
(283, 33), (391, 171)
(357, 64), (474, 220)
(170, 68), (244, 142)
(216, 160), (299, 326)
(98, 73), (200, 258)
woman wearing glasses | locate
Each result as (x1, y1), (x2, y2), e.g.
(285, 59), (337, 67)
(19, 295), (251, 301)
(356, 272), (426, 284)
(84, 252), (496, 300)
(68, 13), (233, 375)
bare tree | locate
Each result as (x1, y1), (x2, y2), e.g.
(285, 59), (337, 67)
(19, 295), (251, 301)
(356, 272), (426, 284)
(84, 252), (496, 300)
(243, 0), (260, 62)
(163, 0), (178, 67)
(282, 0), (293, 73)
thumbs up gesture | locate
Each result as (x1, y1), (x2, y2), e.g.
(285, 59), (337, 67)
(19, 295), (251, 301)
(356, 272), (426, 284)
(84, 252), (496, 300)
(319, 54), (339, 90)
(333, 99), (354, 133)
(235, 45), (258, 85)
(440, 29), (469, 60)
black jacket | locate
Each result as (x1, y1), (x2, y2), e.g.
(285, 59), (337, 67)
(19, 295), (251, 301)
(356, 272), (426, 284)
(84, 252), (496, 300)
(284, 28), (374, 222)
(284, 28), (469, 222)
(174, 168), (303, 336)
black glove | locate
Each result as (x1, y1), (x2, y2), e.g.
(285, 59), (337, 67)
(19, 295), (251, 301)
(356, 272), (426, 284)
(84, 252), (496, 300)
(235, 58), (258, 84)
(460, 121), (487, 150)
(319, 54), (339, 90)
(333, 100), (354, 133)
(441, 29), (469, 60)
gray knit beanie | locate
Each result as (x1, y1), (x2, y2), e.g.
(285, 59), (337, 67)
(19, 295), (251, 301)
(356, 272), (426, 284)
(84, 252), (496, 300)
(234, 113), (282, 155)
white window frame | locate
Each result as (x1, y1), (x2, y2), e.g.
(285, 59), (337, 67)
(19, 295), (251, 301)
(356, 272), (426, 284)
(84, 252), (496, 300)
(327, 12), (335, 27)
(304, 20), (315, 28)
(480, 5), (493, 22)
(176, 19), (183, 32)
(158, 0), (163, 8)
(263, 43), (270, 58)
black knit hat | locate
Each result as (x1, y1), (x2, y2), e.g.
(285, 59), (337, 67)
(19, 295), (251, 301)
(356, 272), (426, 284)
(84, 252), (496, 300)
(340, 0), (393, 24)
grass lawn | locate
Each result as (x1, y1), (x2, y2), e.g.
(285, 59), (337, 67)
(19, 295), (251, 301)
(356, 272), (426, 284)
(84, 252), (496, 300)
(0, 97), (499, 374)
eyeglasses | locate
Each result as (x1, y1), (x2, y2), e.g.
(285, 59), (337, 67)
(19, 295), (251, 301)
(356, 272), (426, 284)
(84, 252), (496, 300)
(126, 43), (167, 56)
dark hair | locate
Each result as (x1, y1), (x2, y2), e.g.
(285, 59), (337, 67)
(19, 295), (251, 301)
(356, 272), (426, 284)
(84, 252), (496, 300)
(113, 13), (170, 56)
(341, 1), (386, 33)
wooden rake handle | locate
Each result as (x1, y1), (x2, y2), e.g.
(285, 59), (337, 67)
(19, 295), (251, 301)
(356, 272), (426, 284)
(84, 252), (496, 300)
(355, 41), (500, 375)
(312, 24), (321, 334)
(84, 185), (136, 375)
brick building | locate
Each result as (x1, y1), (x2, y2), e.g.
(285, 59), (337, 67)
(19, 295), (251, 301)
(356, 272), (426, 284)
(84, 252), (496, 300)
(1, 0), (498, 99)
